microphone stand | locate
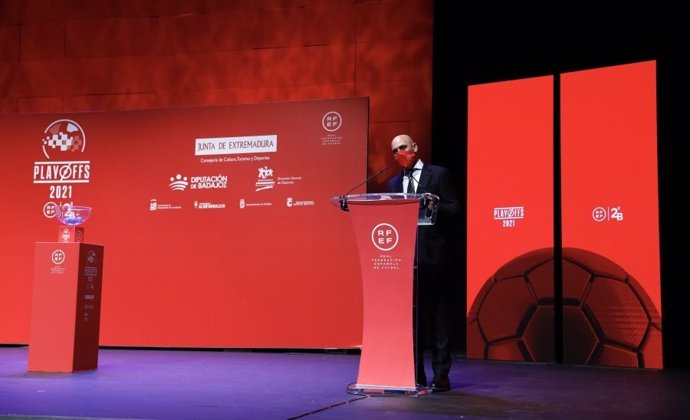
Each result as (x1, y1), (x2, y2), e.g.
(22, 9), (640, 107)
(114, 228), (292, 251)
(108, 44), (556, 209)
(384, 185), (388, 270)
(406, 170), (432, 212)
(338, 166), (392, 211)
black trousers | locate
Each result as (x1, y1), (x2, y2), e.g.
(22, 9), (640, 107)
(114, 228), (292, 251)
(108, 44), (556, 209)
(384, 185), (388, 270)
(414, 263), (452, 384)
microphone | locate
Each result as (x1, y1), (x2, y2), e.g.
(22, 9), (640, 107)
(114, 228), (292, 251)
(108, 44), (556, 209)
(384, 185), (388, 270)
(406, 169), (427, 195)
(338, 166), (392, 211)
(406, 170), (433, 211)
(404, 169), (419, 193)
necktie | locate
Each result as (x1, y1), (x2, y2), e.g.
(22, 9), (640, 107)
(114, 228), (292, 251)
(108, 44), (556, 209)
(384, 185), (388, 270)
(406, 171), (415, 193)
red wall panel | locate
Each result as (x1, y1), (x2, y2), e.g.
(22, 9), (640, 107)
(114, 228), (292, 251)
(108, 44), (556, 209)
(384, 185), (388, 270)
(18, 22), (63, 60)
(304, 3), (357, 45)
(0, 0), (434, 193)
(65, 18), (158, 59)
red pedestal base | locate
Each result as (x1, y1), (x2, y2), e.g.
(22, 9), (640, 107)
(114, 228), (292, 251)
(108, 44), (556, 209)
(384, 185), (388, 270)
(28, 242), (104, 372)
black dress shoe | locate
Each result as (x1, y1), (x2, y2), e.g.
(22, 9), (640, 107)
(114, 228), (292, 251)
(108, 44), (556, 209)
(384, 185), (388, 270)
(430, 376), (450, 392)
(416, 372), (427, 388)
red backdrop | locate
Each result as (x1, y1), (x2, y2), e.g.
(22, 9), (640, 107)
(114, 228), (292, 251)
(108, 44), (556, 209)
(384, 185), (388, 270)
(0, 0), (434, 193)
(1, 97), (369, 348)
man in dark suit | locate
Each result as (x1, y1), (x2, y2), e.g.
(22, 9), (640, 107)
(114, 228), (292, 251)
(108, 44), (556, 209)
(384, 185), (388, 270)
(387, 133), (460, 392)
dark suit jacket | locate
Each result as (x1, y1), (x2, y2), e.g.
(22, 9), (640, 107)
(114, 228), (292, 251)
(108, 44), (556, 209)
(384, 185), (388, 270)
(387, 164), (461, 266)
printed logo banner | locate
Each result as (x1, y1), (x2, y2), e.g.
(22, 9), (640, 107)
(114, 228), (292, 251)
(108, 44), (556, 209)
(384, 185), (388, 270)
(466, 76), (555, 362)
(467, 61), (662, 369)
(1, 98), (369, 348)
(561, 61), (662, 368)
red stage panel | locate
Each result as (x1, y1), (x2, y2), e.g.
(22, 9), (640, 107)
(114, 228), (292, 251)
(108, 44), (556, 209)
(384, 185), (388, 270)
(561, 61), (662, 369)
(467, 76), (554, 362)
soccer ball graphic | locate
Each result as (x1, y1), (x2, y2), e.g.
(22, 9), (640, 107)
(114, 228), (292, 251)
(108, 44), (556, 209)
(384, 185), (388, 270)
(467, 247), (662, 369)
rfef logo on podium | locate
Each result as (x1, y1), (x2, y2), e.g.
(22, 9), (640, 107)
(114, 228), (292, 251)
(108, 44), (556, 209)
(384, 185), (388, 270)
(371, 223), (398, 251)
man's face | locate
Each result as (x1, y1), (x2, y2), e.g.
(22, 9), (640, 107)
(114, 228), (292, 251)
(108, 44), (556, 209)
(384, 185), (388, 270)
(391, 136), (416, 155)
(391, 136), (419, 170)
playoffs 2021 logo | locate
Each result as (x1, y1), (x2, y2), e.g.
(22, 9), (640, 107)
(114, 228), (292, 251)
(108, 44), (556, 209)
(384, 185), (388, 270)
(33, 119), (91, 219)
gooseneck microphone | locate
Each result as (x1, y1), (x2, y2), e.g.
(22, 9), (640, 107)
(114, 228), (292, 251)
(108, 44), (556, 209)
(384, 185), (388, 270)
(406, 169), (433, 210)
(338, 166), (392, 211)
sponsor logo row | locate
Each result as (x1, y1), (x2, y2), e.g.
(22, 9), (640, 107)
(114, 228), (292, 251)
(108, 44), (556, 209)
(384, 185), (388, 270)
(149, 197), (316, 212)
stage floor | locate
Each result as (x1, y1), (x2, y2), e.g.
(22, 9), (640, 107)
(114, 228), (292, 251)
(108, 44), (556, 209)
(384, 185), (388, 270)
(1, 346), (689, 419)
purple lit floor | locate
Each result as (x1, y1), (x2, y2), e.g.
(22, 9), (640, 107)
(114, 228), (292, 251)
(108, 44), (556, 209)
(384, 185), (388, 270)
(1, 346), (689, 419)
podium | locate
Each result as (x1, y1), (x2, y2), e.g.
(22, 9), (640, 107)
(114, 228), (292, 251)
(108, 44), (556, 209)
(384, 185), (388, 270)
(28, 241), (104, 372)
(333, 192), (438, 395)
